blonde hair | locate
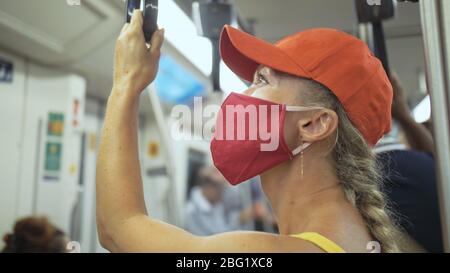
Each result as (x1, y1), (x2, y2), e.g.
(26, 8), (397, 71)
(284, 73), (401, 253)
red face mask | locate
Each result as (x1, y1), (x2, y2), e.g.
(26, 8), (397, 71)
(210, 92), (321, 185)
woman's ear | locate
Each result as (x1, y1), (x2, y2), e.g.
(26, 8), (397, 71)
(297, 110), (338, 142)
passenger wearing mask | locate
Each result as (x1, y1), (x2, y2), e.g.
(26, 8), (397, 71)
(96, 10), (401, 253)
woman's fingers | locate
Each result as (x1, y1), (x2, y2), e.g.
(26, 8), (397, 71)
(119, 23), (130, 37)
(148, 29), (164, 67)
(130, 9), (143, 30)
(149, 29), (165, 55)
(114, 9), (163, 91)
(119, 10), (142, 37)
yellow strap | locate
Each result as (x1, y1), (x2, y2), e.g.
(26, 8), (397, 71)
(290, 232), (346, 253)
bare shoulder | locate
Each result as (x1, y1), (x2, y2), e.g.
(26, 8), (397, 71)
(200, 231), (325, 253)
(107, 215), (325, 253)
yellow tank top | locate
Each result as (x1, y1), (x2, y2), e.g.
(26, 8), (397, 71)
(290, 232), (346, 253)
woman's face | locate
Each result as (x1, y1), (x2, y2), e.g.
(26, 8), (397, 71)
(245, 66), (304, 106)
(244, 66), (313, 151)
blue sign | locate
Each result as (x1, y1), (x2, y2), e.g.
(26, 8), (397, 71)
(0, 59), (13, 83)
(155, 55), (205, 105)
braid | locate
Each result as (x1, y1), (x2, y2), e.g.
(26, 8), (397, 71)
(333, 105), (401, 252)
(299, 78), (402, 253)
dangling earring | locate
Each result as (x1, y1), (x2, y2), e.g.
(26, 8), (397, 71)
(300, 140), (304, 180)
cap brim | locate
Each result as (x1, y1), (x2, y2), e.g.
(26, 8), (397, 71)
(220, 25), (308, 83)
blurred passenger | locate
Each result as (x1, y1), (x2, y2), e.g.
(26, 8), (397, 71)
(222, 176), (277, 233)
(222, 177), (256, 231)
(185, 166), (255, 235)
(185, 166), (229, 235)
(248, 178), (278, 232)
(2, 217), (68, 253)
(375, 74), (443, 253)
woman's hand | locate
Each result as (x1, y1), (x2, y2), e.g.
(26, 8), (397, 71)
(113, 10), (165, 99)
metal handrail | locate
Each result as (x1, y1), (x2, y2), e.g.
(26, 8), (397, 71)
(420, 0), (450, 252)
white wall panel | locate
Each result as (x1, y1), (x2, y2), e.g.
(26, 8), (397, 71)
(0, 50), (26, 247)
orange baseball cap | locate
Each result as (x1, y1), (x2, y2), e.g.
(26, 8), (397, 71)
(220, 25), (393, 146)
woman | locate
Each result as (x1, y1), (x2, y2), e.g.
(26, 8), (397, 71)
(96, 10), (400, 253)
(2, 217), (67, 253)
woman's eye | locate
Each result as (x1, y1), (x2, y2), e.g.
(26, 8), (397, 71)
(255, 74), (269, 85)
